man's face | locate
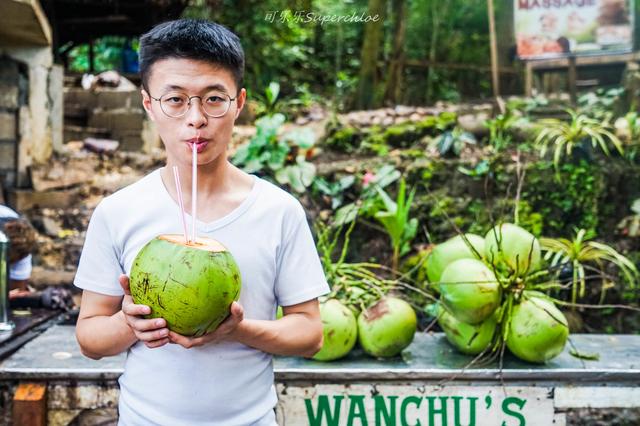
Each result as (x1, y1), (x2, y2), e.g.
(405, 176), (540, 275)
(141, 58), (246, 167)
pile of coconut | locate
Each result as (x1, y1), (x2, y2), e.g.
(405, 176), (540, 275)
(429, 224), (568, 363)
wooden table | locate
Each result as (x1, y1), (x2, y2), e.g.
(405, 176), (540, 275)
(1, 325), (638, 425)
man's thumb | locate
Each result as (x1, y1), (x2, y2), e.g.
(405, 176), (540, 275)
(119, 275), (131, 295)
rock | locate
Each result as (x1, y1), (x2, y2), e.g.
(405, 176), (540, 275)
(83, 138), (120, 154)
(41, 217), (62, 238)
(458, 112), (490, 136)
(394, 105), (414, 116)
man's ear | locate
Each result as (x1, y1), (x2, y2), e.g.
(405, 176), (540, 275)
(234, 88), (247, 121)
(141, 88), (156, 122)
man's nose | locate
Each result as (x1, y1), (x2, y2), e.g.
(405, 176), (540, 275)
(185, 97), (207, 128)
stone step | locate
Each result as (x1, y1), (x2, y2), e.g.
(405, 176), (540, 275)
(63, 125), (110, 143)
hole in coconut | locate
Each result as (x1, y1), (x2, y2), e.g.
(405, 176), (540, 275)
(159, 234), (227, 252)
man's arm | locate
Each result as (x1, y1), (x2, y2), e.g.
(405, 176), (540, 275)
(76, 290), (137, 359)
(168, 299), (324, 358)
(76, 276), (171, 360)
(233, 300), (323, 357)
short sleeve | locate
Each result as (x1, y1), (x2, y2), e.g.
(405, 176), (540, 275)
(73, 202), (125, 296)
(10, 255), (31, 280)
(274, 204), (330, 306)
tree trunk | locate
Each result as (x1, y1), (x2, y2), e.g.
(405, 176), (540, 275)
(355, 0), (387, 110)
(425, 0), (443, 103)
(383, 0), (407, 105)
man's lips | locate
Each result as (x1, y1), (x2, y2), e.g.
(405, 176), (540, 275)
(185, 139), (210, 153)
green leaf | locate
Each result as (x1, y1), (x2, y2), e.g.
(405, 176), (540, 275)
(334, 203), (359, 226)
(284, 127), (316, 149)
(265, 82), (280, 107)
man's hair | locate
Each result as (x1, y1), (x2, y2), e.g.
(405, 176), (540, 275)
(139, 19), (245, 93)
(0, 218), (37, 264)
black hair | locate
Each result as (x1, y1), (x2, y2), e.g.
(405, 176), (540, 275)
(139, 19), (244, 92)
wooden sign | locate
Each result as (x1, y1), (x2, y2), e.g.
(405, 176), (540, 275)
(276, 383), (555, 425)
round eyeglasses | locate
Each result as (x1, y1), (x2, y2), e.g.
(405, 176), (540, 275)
(147, 90), (238, 118)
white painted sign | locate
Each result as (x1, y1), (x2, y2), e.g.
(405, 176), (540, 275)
(276, 383), (555, 425)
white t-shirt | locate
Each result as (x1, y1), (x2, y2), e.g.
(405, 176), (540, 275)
(73, 168), (329, 426)
(0, 205), (32, 281)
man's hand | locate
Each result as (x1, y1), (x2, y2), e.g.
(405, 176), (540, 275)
(119, 274), (170, 349)
(168, 302), (244, 349)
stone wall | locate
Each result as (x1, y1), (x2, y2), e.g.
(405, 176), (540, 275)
(0, 46), (63, 190)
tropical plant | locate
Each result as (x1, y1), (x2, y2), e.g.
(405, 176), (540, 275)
(534, 109), (623, 171)
(484, 109), (520, 151)
(540, 228), (639, 305)
(577, 87), (625, 121)
(232, 113), (316, 192)
(333, 164), (401, 226)
(434, 126), (476, 157)
(372, 178), (418, 271)
(313, 175), (356, 209)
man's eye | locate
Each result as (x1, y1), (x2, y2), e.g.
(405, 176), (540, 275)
(207, 96), (224, 103)
(166, 97), (184, 104)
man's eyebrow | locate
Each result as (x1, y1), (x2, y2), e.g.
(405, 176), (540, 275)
(161, 84), (229, 93)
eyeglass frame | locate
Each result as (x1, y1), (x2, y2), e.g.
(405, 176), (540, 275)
(145, 88), (239, 119)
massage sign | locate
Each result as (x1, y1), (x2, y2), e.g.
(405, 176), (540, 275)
(515, 0), (634, 59)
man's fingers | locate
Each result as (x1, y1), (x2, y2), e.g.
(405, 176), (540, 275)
(130, 317), (166, 332)
(122, 303), (151, 317)
(145, 337), (170, 349)
(136, 328), (169, 342)
(119, 275), (131, 295)
(228, 302), (244, 324)
(168, 331), (203, 349)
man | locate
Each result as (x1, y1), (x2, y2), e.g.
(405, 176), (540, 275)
(0, 204), (37, 292)
(74, 19), (328, 425)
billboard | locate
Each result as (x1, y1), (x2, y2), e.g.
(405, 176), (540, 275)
(515, 0), (634, 59)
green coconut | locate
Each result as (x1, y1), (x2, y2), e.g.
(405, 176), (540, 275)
(313, 299), (358, 361)
(130, 235), (241, 337)
(506, 292), (569, 363)
(357, 297), (417, 358)
(485, 223), (541, 276)
(437, 304), (497, 355)
(426, 234), (485, 291)
(439, 258), (501, 324)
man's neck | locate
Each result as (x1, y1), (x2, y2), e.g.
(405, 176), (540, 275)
(163, 155), (234, 202)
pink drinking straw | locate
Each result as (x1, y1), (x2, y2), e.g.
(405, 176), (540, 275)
(172, 166), (189, 244)
(191, 132), (198, 244)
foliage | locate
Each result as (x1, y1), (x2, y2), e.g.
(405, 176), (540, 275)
(434, 127), (476, 157)
(484, 109), (521, 151)
(577, 87), (625, 121)
(231, 113), (316, 192)
(312, 175), (356, 210)
(372, 178), (418, 271)
(534, 109), (623, 171)
(325, 112), (457, 154)
(315, 218), (395, 312)
(63, 36), (136, 73)
(541, 229), (639, 305)
(333, 165), (401, 226)
(522, 160), (601, 237)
